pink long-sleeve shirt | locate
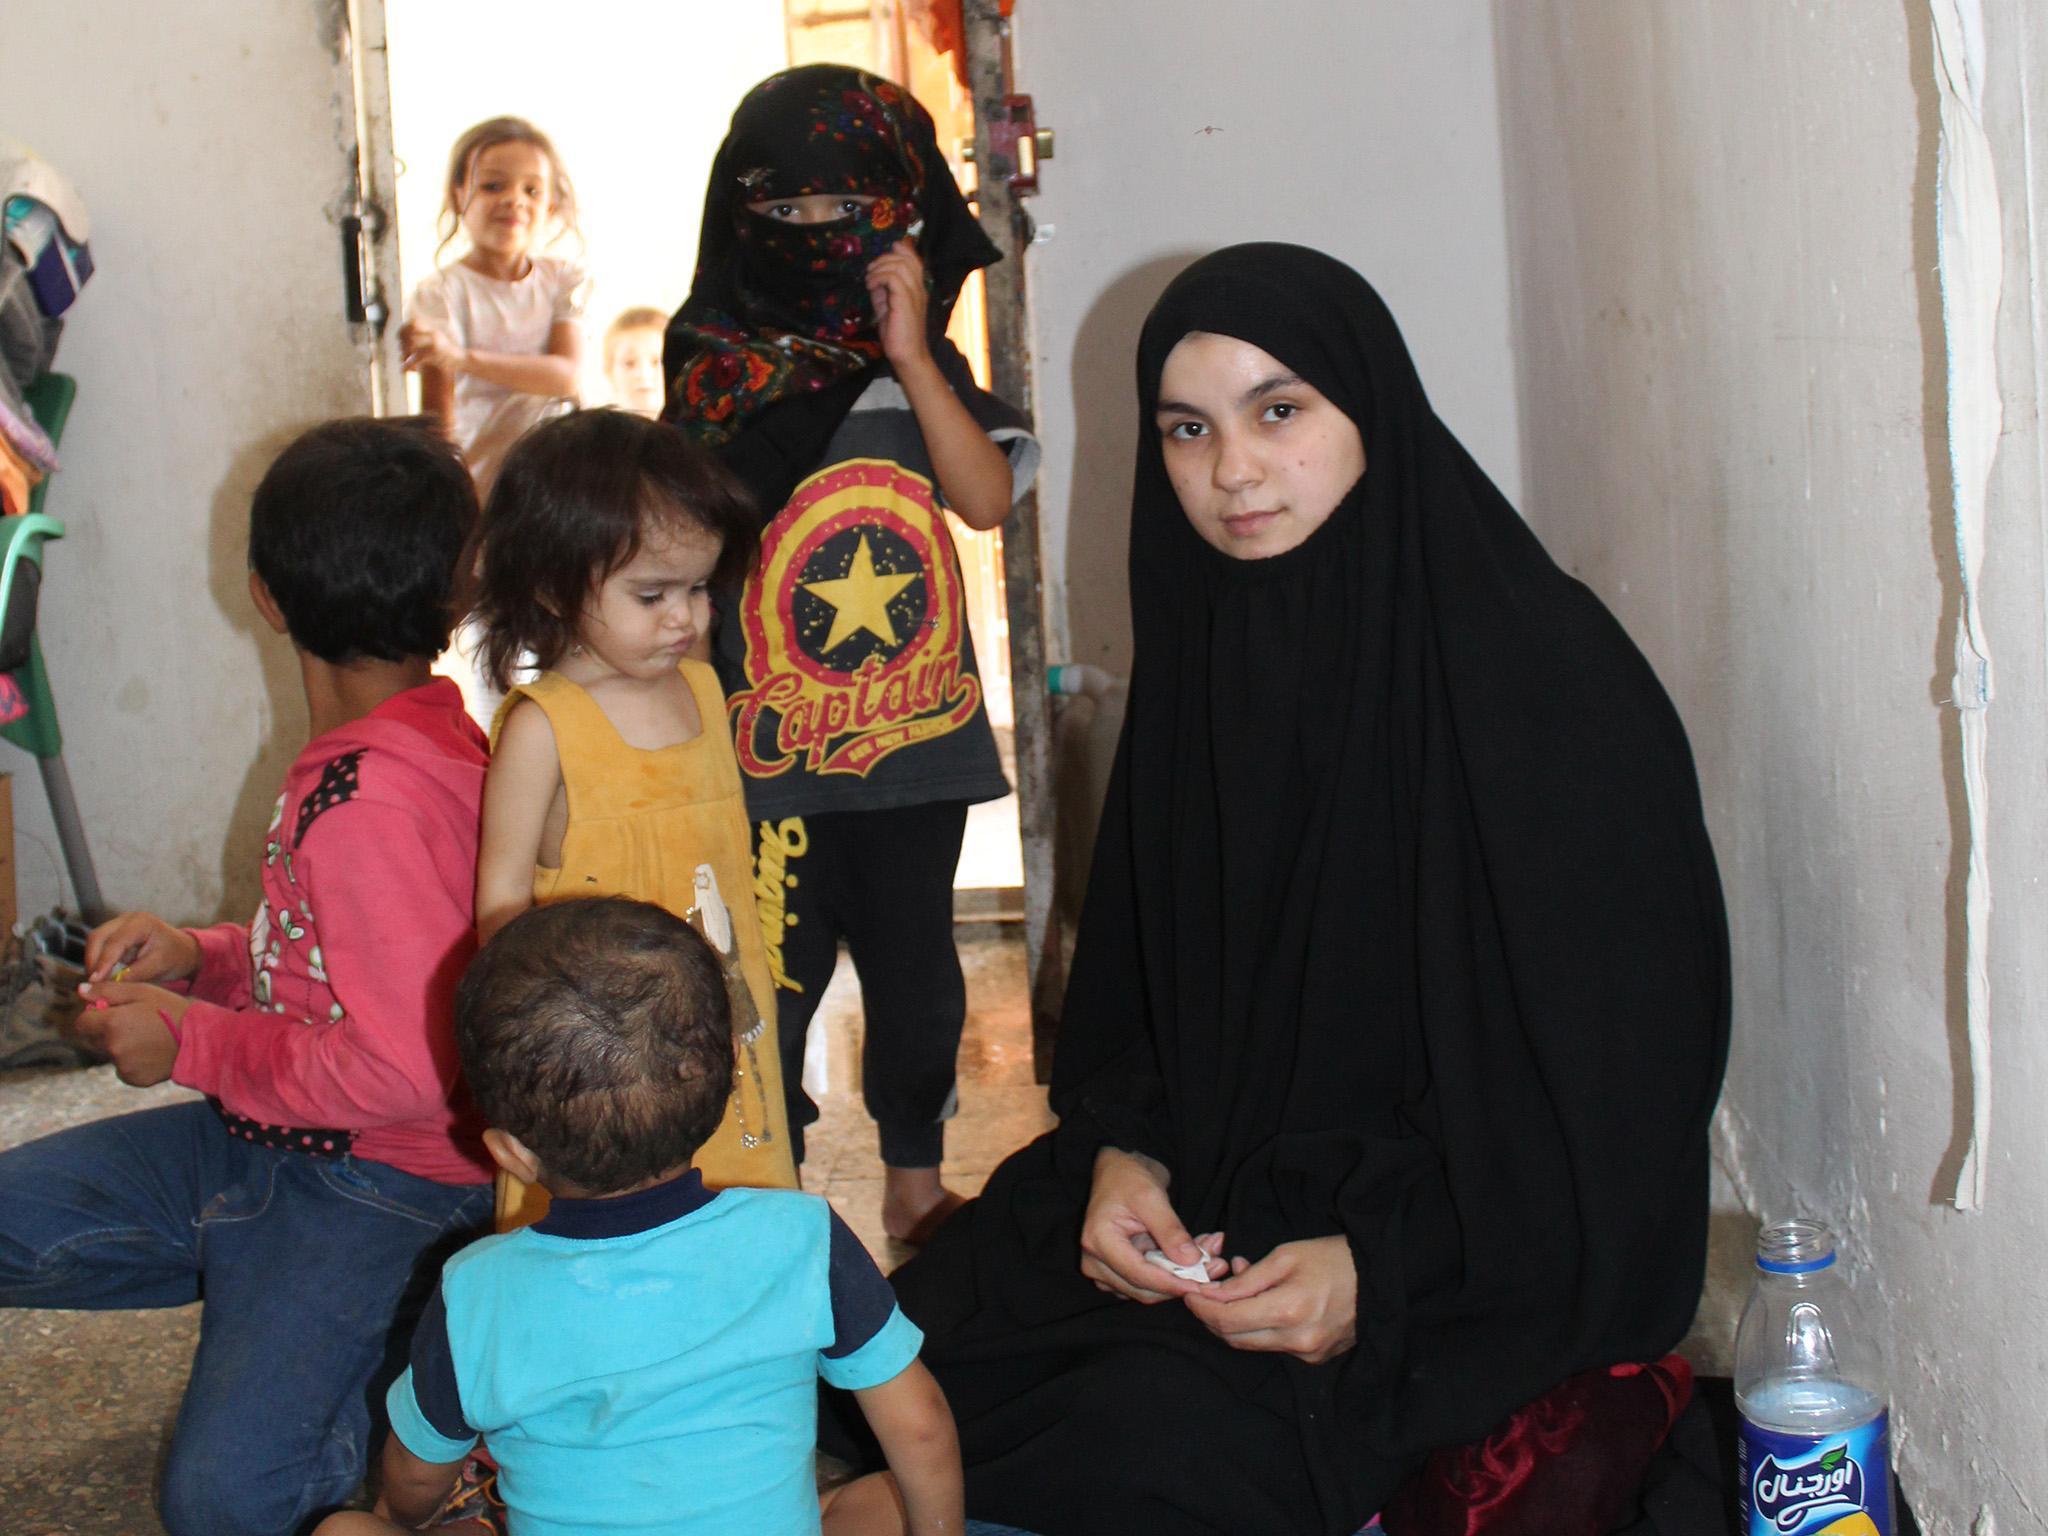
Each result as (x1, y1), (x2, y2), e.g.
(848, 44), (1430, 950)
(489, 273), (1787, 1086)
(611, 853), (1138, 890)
(172, 679), (494, 1186)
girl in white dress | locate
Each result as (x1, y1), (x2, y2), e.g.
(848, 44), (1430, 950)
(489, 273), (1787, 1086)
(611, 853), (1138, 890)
(402, 116), (588, 723)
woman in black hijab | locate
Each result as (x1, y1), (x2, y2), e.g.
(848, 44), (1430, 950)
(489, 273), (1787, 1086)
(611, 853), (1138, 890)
(868, 244), (1730, 1535)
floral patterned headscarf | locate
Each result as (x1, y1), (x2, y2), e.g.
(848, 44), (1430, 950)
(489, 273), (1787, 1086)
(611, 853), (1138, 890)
(664, 65), (998, 450)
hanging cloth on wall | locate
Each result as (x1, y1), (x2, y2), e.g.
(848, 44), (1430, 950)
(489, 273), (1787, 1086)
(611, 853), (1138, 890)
(0, 136), (93, 475)
(4, 199), (93, 320)
(0, 395), (55, 478)
(0, 435), (41, 517)
(905, 0), (1017, 89)
(0, 135), (94, 322)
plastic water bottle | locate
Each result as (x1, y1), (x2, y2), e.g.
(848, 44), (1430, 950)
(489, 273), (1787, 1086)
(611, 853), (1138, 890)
(1734, 1219), (1893, 1536)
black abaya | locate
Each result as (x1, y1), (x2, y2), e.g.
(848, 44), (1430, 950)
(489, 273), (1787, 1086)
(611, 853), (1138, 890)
(880, 245), (1730, 1535)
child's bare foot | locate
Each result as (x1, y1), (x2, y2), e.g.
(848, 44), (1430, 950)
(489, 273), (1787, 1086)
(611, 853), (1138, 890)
(882, 1165), (965, 1245)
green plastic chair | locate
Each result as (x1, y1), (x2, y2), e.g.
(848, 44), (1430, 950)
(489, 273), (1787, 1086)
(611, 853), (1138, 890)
(0, 372), (106, 920)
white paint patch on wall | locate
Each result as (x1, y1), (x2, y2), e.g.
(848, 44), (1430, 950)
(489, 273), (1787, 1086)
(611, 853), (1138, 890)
(1923, 0), (2002, 1212)
(5, 1), (377, 923)
(1011, 0), (1521, 893)
(1495, 4), (2048, 1529)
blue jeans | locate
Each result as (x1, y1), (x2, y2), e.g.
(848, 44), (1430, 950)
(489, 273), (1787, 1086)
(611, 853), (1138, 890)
(0, 1101), (489, 1536)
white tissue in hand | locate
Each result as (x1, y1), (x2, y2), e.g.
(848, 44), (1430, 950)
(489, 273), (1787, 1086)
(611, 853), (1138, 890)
(1143, 1247), (1213, 1284)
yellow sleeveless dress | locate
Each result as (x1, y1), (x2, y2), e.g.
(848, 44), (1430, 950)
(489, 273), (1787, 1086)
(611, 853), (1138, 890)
(494, 661), (797, 1227)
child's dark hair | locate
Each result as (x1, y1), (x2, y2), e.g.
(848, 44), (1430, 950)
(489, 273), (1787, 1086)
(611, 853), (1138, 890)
(436, 116), (580, 265)
(248, 417), (476, 665)
(457, 898), (735, 1193)
(474, 409), (758, 690)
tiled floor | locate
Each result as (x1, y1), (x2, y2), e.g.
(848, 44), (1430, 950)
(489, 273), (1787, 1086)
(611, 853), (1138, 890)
(0, 925), (1752, 1535)
(0, 929), (1053, 1535)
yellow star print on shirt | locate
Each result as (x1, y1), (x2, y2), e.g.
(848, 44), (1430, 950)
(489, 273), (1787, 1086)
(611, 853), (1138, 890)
(803, 532), (920, 654)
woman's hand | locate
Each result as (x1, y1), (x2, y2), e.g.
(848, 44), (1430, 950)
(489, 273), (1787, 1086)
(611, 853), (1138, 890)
(866, 240), (931, 371)
(1182, 1235), (1359, 1364)
(1079, 1147), (1227, 1303)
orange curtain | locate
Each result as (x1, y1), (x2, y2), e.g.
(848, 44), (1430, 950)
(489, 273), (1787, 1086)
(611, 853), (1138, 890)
(906, 0), (1015, 88)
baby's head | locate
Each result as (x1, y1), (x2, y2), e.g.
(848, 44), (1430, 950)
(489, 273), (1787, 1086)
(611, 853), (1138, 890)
(604, 308), (668, 418)
(474, 409), (756, 691)
(458, 897), (735, 1198)
(248, 417), (476, 665)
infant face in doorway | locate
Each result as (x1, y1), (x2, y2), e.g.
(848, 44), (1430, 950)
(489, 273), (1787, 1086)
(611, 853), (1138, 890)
(605, 322), (666, 418)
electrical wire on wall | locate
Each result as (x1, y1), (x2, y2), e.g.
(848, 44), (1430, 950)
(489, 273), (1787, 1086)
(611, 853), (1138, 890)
(1927, 0), (2002, 1212)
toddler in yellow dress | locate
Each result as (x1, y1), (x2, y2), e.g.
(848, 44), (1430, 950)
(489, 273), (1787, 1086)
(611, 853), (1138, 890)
(472, 408), (796, 1223)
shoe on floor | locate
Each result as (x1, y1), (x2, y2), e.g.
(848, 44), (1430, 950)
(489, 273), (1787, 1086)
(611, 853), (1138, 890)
(0, 930), (98, 1070)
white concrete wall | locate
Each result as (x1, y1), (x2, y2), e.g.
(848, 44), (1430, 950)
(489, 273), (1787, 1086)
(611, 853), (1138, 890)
(1012, 0), (1522, 890)
(4, 1), (376, 923)
(1495, 5), (2048, 1530)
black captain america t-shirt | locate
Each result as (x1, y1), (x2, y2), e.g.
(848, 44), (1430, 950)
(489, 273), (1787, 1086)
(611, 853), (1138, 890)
(713, 371), (1039, 819)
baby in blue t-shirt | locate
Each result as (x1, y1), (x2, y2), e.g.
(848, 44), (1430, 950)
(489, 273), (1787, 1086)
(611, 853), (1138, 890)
(315, 897), (962, 1536)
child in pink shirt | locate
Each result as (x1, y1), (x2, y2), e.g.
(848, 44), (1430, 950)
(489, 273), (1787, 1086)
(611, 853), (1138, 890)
(0, 418), (494, 1536)
(164, 675), (491, 1184)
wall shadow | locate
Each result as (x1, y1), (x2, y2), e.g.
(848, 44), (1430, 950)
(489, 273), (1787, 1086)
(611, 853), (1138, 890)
(204, 429), (308, 925)
(1051, 251), (1203, 927)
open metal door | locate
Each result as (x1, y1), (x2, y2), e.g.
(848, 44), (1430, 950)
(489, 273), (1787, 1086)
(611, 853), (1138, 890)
(343, 0), (408, 416)
(961, 2), (1064, 1073)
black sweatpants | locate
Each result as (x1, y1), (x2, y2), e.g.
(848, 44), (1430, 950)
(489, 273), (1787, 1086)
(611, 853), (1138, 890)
(755, 800), (969, 1168)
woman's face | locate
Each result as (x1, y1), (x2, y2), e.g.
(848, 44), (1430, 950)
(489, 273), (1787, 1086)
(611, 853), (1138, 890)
(1154, 332), (1365, 560)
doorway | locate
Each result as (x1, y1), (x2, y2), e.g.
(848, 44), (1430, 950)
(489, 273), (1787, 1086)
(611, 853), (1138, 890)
(377, 0), (1024, 896)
